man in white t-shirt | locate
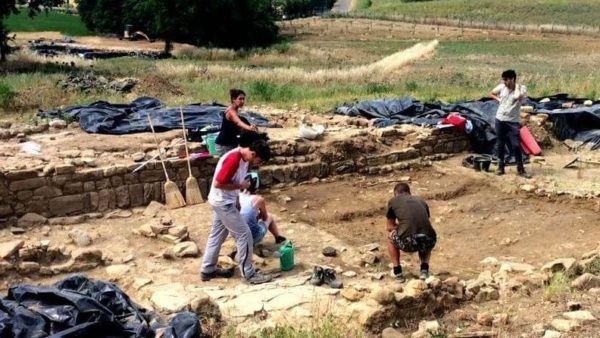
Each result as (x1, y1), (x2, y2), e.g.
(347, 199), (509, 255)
(200, 140), (273, 284)
(490, 69), (531, 178)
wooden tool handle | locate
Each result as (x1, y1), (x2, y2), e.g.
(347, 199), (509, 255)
(180, 107), (193, 176)
(146, 113), (170, 180)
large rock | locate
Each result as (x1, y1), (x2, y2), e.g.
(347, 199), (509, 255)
(571, 273), (600, 290)
(371, 287), (395, 305)
(18, 261), (40, 274)
(562, 310), (596, 322)
(17, 213), (47, 227)
(475, 286), (500, 303)
(143, 201), (165, 217)
(341, 287), (364, 302)
(499, 262), (535, 273)
(551, 319), (579, 332)
(106, 264), (131, 277)
(217, 256), (236, 270)
(404, 279), (427, 297)
(167, 225), (188, 239)
(412, 320), (440, 338)
(172, 242), (199, 258)
(543, 330), (562, 338)
(68, 229), (93, 247)
(542, 258), (577, 275)
(0, 240), (25, 259)
(151, 284), (218, 317)
(382, 327), (405, 338)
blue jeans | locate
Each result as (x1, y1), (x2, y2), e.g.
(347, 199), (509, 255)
(201, 203), (255, 279)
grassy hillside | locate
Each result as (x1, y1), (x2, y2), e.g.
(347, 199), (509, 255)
(5, 10), (91, 36)
(355, 0), (600, 27)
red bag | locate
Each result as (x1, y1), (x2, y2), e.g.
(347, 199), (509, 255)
(441, 113), (467, 132)
(520, 126), (542, 155)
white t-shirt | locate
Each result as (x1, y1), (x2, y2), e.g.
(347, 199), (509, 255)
(492, 83), (527, 123)
(208, 148), (249, 207)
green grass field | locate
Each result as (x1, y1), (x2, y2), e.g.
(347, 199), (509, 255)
(355, 0), (600, 28)
(5, 10), (91, 36)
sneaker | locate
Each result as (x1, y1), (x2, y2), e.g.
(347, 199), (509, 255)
(419, 270), (430, 280)
(323, 268), (343, 289)
(275, 236), (287, 244)
(201, 268), (234, 281)
(245, 271), (272, 285)
(390, 269), (406, 283)
(495, 168), (505, 176)
(309, 266), (324, 286)
(517, 170), (532, 179)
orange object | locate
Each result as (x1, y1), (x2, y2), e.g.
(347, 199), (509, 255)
(520, 126), (542, 155)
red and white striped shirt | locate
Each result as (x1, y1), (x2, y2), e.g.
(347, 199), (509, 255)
(208, 148), (249, 206)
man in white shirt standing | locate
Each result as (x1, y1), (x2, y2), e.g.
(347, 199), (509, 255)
(200, 140), (273, 284)
(490, 69), (531, 178)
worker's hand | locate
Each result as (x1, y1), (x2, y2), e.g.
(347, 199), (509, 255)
(240, 179), (251, 190)
(249, 125), (258, 132)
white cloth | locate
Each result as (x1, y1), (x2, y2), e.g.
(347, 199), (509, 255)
(492, 83), (527, 123)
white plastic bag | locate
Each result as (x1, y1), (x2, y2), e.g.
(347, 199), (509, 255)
(298, 124), (325, 140)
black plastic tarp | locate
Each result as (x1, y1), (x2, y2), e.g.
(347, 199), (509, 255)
(37, 97), (270, 135)
(0, 275), (203, 338)
(335, 95), (600, 152)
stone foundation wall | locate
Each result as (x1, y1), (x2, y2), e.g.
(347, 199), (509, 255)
(0, 126), (469, 219)
(0, 158), (217, 219)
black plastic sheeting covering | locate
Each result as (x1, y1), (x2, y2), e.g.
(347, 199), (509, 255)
(37, 97), (270, 135)
(335, 94), (600, 152)
(0, 275), (204, 338)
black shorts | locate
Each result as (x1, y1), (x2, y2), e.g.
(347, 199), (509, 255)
(391, 232), (436, 253)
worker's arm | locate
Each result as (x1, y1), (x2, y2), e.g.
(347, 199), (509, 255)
(213, 151), (250, 191)
(226, 109), (258, 132)
(254, 196), (269, 221)
(513, 84), (527, 101)
(386, 218), (397, 232)
(490, 84), (503, 102)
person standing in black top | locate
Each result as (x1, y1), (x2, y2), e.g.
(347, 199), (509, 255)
(215, 89), (258, 156)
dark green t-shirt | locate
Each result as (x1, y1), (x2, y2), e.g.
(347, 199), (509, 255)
(386, 195), (436, 239)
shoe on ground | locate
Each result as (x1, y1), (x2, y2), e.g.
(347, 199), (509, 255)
(390, 269), (406, 283)
(309, 266), (324, 286)
(201, 268), (234, 281)
(517, 170), (532, 179)
(245, 271), (272, 284)
(495, 168), (505, 176)
(419, 270), (430, 280)
(323, 268), (343, 289)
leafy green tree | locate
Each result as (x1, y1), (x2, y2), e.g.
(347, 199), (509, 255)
(0, 0), (64, 61)
(78, 0), (279, 52)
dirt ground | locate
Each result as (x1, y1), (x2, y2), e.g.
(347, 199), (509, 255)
(1, 151), (599, 336)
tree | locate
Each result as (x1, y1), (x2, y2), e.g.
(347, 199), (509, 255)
(0, 0), (64, 62)
(77, 0), (279, 52)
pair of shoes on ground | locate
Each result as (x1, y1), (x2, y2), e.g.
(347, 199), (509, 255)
(201, 268), (272, 284)
(390, 269), (430, 282)
(309, 266), (343, 289)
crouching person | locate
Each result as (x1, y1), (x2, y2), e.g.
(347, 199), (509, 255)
(239, 172), (286, 246)
(386, 183), (437, 282)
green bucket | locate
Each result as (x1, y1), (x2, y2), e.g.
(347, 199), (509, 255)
(279, 241), (295, 271)
(204, 133), (218, 156)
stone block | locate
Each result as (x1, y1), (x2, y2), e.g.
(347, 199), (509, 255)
(0, 204), (12, 216)
(55, 164), (76, 175)
(97, 189), (115, 212)
(34, 186), (62, 198)
(9, 177), (47, 191)
(26, 200), (48, 215)
(129, 184), (144, 207)
(52, 175), (70, 187)
(17, 190), (33, 201)
(49, 195), (85, 216)
(123, 173), (139, 184)
(96, 178), (110, 190)
(115, 186), (130, 208)
(63, 182), (83, 194)
(89, 192), (99, 211)
(5, 169), (39, 180)
(83, 182), (95, 192)
(140, 170), (164, 183)
(111, 176), (123, 187)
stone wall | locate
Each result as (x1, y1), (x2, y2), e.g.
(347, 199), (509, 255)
(0, 158), (217, 219)
(0, 126), (469, 219)
(259, 126), (470, 186)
